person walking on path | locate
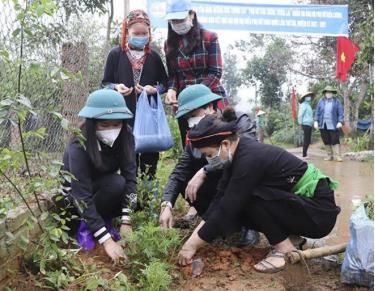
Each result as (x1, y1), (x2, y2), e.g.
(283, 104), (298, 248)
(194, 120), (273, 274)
(177, 110), (340, 273)
(163, 0), (228, 146)
(314, 86), (344, 162)
(298, 92), (315, 159)
(61, 89), (137, 262)
(256, 107), (266, 143)
(102, 9), (168, 178)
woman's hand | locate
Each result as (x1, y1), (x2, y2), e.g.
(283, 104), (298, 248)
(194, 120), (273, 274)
(134, 84), (157, 95)
(103, 237), (126, 262)
(185, 168), (206, 203)
(159, 206), (174, 228)
(177, 221), (206, 266)
(120, 224), (132, 240)
(178, 244), (197, 266)
(115, 84), (133, 96)
(165, 89), (178, 106)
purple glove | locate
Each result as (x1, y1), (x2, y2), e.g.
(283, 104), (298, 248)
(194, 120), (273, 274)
(104, 218), (121, 242)
(76, 220), (95, 251)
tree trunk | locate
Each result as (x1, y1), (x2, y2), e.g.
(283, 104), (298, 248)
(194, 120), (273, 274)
(351, 79), (369, 131)
(340, 81), (352, 131)
(104, 0), (114, 55)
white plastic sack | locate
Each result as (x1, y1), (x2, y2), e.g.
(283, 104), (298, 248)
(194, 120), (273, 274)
(133, 90), (174, 153)
(341, 204), (374, 288)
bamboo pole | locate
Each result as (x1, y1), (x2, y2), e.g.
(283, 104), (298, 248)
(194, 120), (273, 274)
(287, 243), (347, 264)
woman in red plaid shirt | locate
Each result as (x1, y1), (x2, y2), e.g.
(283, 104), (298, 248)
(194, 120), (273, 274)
(164, 0), (228, 146)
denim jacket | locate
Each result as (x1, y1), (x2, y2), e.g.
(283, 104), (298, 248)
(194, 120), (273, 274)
(314, 97), (344, 129)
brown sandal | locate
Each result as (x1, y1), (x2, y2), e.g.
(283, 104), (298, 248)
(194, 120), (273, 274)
(253, 250), (286, 273)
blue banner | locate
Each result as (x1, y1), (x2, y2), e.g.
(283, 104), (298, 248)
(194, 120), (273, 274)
(147, 1), (348, 36)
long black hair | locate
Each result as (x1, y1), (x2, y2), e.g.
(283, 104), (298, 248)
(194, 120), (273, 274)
(80, 119), (135, 170)
(165, 10), (202, 60)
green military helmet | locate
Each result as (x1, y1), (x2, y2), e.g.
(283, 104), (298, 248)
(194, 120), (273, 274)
(78, 89), (133, 120)
(322, 86), (337, 95)
(175, 84), (222, 119)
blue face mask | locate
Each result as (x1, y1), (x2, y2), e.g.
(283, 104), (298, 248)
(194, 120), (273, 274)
(128, 36), (149, 49)
(305, 96), (311, 102)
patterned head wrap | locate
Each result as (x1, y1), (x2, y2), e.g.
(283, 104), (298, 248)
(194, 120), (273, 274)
(121, 9), (152, 54)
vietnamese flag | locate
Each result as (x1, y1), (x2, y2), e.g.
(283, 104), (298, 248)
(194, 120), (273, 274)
(336, 36), (360, 81)
(291, 86), (297, 121)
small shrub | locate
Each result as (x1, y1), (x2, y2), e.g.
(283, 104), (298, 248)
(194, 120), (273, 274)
(364, 195), (374, 220)
(344, 133), (370, 152)
(126, 222), (181, 265)
(140, 260), (172, 291)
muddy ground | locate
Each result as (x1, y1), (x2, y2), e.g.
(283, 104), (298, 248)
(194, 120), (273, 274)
(4, 142), (373, 290)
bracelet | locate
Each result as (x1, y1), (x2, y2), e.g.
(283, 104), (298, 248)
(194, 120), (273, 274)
(121, 222), (131, 226)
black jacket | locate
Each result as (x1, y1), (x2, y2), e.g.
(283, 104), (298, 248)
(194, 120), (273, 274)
(62, 136), (136, 235)
(101, 47), (168, 126)
(163, 111), (256, 206)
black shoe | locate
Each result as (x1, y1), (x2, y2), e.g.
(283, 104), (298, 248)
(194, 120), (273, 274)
(236, 228), (260, 247)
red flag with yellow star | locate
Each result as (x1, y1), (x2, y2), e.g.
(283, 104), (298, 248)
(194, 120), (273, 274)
(336, 36), (360, 81)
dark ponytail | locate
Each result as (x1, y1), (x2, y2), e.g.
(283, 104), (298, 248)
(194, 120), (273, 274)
(221, 107), (237, 122)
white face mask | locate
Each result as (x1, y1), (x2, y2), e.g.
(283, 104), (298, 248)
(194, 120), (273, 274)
(96, 128), (121, 147)
(187, 116), (204, 128)
(171, 19), (193, 35)
(206, 144), (232, 170)
(325, 92), (333, 99)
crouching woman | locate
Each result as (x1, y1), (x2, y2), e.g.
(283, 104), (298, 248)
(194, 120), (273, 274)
(61, 89), (137, 261)
(177, 108), (340, 273)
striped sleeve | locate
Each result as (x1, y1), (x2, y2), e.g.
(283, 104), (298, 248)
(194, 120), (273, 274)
(93, 226), (111, 244)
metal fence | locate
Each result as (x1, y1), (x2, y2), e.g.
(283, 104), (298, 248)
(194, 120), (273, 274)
(0, 0), (110, 154)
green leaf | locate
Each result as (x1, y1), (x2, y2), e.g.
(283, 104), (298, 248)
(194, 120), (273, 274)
(61, 118), (69, 130)
(40, 212), (49, 221)
(12, 28), (20, 37)
(23, 27), (33, 37)
(16, 95), (32, 109)
(5, 231), (15, 240)
(36, 5), (44, 17)
(60, 71), (70, 80)
(30, 63), (42, 75)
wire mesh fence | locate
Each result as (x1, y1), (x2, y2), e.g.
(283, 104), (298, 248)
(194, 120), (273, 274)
(0, 0), (110, 154)
(0, 0), (116, 213)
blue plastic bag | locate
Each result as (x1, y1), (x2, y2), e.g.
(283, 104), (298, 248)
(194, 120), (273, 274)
(341, 204), (374, 288)
(133, 90), (174, 153)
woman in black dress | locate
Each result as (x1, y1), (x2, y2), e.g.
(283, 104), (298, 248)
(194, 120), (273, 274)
(102, 9), (168, 179)
(177, 108), (340, 273)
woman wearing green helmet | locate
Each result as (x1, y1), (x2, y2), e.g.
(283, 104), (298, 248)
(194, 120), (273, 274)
(61, 89), (136, 262)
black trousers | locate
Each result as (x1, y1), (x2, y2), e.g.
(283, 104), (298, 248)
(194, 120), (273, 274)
(136, 152), (159, 179)
(59, 173), (126, 233)
(302, 125), (312, 157)
(320, 124), (340, 145)
(92, 173), (126, 219)
(243, 180), (339, 245)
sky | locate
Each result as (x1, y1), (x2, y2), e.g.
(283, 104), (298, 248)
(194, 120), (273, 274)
(112, 0), (312, 112)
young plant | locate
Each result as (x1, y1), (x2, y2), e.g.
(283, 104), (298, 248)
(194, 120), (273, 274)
(139, 260), (173, 291)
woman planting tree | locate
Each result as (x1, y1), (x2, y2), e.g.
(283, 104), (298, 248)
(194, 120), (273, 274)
(61, 89), (136, 261)
(177, 108), (341, 273)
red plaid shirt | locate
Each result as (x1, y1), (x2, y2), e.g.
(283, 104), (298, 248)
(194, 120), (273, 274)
(165, 29), (228, 108)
